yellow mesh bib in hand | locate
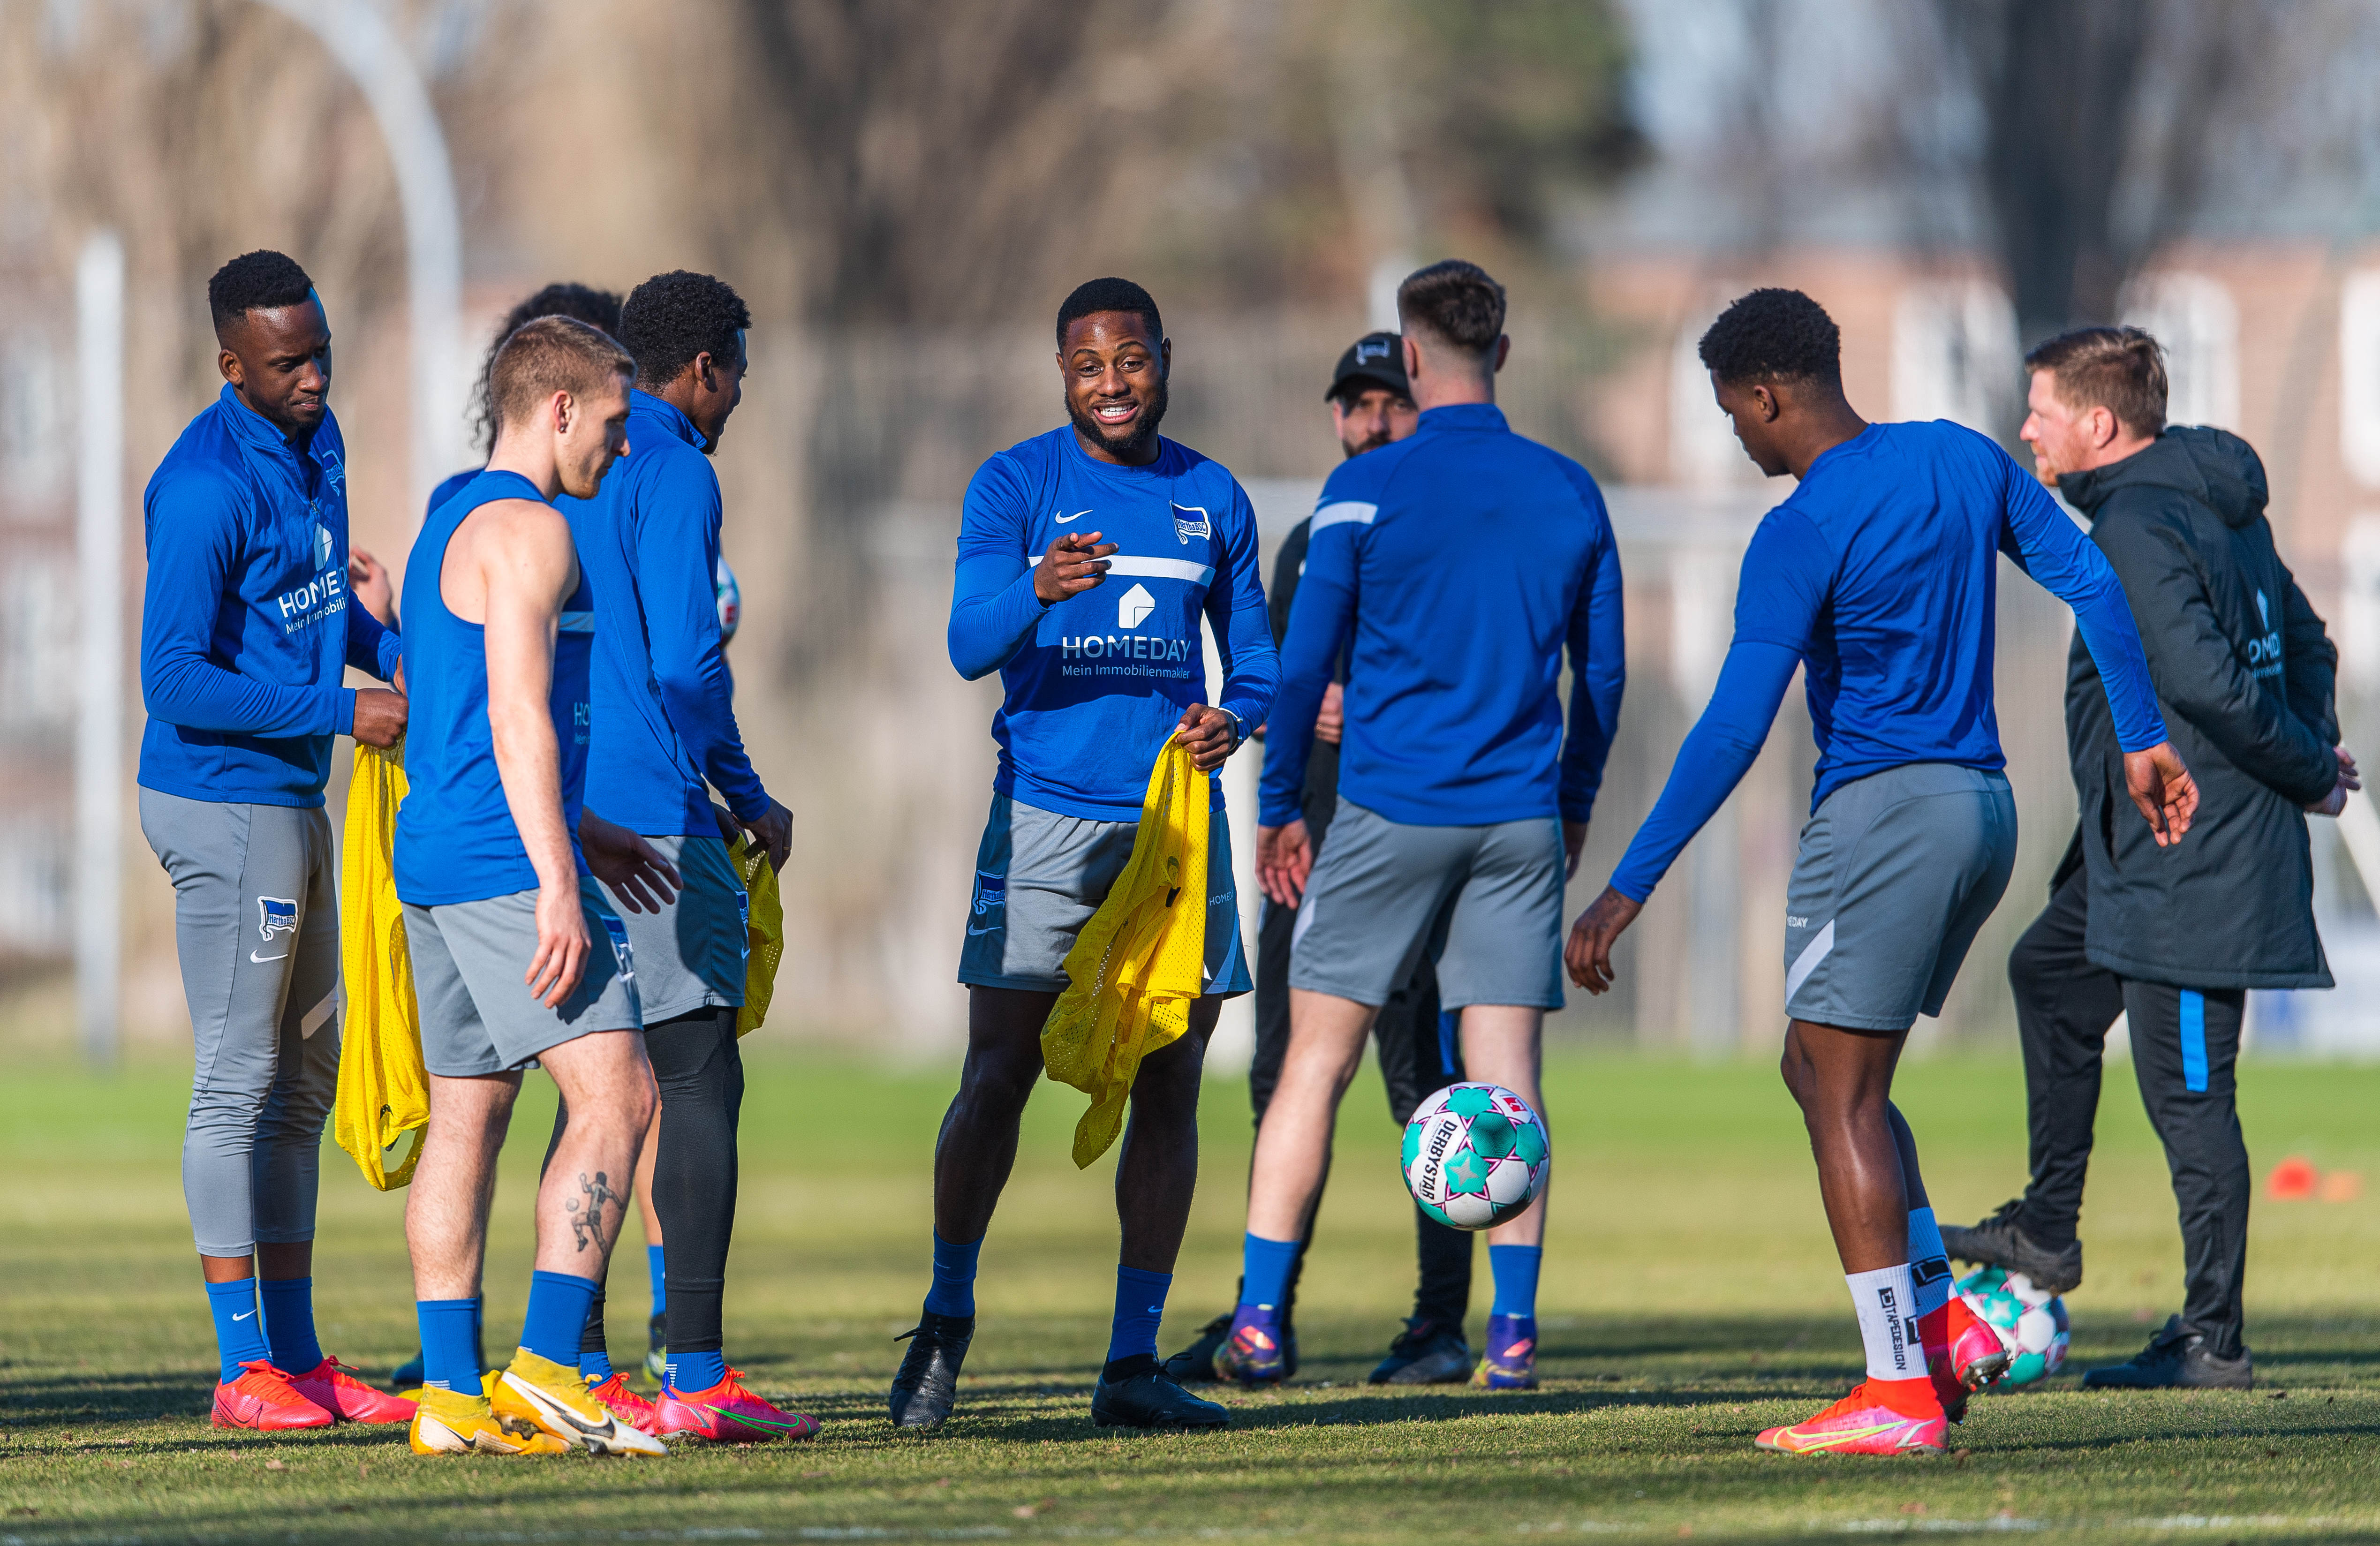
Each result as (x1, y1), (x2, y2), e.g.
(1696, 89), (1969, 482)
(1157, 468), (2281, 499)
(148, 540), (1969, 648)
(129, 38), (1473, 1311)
(729, 835), (785, 1037)
(1042, 737), (1209, 1169)
(332, 738), (428, 1190)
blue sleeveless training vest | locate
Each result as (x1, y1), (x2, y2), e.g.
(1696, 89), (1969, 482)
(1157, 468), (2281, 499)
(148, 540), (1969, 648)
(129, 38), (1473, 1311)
(395, 468), (595, 906)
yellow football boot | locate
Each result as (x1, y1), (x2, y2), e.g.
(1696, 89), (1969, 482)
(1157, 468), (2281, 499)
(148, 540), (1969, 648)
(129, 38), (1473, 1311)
(409, 1387), (571, 1456)
(492, 1349), (667, 1456)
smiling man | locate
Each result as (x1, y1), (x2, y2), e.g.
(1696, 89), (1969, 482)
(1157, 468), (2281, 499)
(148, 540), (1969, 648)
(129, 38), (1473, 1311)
(890, 278), (1278, 1433)
(138, 250), (410, 1434)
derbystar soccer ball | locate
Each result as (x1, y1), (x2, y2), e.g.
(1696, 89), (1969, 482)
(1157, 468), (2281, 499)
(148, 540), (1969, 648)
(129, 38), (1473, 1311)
(1957, 1265), (2071, 1388)
(1401, 1082), (1549, 1230)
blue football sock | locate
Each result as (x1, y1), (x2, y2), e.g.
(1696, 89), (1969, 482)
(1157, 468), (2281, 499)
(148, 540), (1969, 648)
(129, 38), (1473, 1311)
(471, 1298), (487, 1373)
(1487, 1244), (1542, 1320)
(1907, 1207), (1952, 1320)
(646, 1244), (668, 1322)
(1106, 1265), (1173, 1367)
(205, 1278), (272, 1383)
(923, 1231), (982, 1319)
(1239, 1234), (1300, 1310)
(257, 1276), (323, 1374)
(579, 1346), (616, 1382)
(520, 1270), (600, 1366)
(417, 1297), (480, 1392)
(667, 1348), (728, 1392)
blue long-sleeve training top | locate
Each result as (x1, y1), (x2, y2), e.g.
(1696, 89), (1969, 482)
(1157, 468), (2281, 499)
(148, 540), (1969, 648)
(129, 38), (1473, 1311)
(948, 426), (1278, 821)
(1608, 419), (2170, 902)
(559, 391), (771, 837)
(1259, 402), (1626, 829)
(138, 384), (400, 808)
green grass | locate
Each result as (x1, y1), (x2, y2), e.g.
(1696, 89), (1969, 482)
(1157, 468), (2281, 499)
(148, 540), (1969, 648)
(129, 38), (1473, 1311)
(7, 1049), (2380, 1542)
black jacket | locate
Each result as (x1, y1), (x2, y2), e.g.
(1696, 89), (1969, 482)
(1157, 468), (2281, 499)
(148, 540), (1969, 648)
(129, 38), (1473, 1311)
(2058, 426), (2339, 990)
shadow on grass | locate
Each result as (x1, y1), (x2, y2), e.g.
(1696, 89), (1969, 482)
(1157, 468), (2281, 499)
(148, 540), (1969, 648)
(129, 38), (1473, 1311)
(13, 1311), (2380, 1438)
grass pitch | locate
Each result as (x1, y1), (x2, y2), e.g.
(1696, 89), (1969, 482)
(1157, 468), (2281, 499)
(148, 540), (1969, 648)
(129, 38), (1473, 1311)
(7, 1047), (2380, 1543)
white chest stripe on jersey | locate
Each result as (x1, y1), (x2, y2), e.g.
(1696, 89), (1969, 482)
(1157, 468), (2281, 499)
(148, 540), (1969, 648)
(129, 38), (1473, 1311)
(1028, 554), (1215, 584)
(1310, 500), (1378, 531)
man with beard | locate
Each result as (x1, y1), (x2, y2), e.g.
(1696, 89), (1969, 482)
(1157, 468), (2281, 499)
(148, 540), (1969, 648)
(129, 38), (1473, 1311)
(1169, 332), (1480, 1388)
(889, 278), (1278, 1432)
(1943, 326), (2350, 1391)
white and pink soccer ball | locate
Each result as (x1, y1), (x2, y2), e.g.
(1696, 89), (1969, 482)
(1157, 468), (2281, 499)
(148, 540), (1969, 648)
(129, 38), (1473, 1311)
(1400, 1082), (1550, 1230)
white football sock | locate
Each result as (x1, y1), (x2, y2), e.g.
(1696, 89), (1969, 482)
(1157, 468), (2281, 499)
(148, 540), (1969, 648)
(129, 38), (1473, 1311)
(1907, 1207), (1952, 1320)
(1846, 1263), (1923, 1383)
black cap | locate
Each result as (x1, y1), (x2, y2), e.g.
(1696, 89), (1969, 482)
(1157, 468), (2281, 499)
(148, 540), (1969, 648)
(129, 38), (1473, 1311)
(1326, 331), (1409, 402)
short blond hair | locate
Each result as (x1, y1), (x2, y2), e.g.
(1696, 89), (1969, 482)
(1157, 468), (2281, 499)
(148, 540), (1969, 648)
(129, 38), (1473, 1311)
(2025, 325), (2167, 438)
(490, 315), (633, 435)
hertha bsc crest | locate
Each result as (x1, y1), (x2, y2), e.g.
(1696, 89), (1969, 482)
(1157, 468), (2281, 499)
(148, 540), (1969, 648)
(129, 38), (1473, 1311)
(1170, 503), (1211, 545)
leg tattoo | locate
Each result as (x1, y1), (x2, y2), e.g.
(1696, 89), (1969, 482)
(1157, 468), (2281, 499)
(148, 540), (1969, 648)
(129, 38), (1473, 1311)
(567, 1170), (621, 1254)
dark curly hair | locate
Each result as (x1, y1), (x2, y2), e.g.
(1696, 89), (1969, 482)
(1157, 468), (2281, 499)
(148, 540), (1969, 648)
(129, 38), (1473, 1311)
(619, 271), (751, 390)
(207, 250), (314, 335)
(1698, 288), (1842, 389)
(470, 282), (624, 452)
(1397, 260), (1507, 355)
(1056, 277), (1162, 350)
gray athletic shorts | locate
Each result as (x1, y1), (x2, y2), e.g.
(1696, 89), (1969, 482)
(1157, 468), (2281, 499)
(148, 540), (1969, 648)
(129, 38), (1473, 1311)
(404, 879), (644, 1077)
(958, 792), (1252, 998)
(1783, 763), (2017, 1033)
(140, 789), (341, 1257)
(597, 833), (746, 1023)
(1290, 798), (1565, 1011)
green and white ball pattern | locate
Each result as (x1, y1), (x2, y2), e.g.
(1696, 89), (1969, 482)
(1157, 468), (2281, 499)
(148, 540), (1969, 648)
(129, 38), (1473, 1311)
(1957, 1265), (2071, 1387)
(1401, 1082), (1549, 1230)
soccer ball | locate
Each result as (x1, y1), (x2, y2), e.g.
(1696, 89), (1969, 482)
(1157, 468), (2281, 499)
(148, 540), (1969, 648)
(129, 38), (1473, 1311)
(1957, 1265), (2071, 1388)
(1401, 1082), (1549, 1230)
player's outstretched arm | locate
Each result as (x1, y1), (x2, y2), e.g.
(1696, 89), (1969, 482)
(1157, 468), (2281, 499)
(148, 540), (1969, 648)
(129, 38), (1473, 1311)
(477, 500), (589, 1007)
(1998, 451), (2197, 843)
(1566, 639), (1801, 990)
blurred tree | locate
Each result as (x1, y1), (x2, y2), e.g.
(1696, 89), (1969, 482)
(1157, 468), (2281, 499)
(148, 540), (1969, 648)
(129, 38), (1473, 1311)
(733, 0), (1149, 327)
(725, 0), (1636, 326)
(1389, 0), (1641, 249)
(1932, 0), (2286, 344)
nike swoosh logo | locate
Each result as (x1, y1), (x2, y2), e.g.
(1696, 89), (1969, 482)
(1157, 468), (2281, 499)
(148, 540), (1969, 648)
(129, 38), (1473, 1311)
(233, 1310), (255, 1321)
(250, 951), (288, 964)
(1055, 509), (1091, 524)
(966, 924), (1003, 936)
(703, 1404), (809, 1434)
(504, 1371), (622, 1442)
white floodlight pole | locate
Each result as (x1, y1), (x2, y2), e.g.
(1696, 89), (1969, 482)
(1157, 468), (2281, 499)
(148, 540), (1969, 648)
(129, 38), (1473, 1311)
(76, 230), (125, 1069)
(256, 0), (465, 521)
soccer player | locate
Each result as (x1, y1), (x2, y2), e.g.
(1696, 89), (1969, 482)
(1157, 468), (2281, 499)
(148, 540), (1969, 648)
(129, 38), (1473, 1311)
(395, 316), (670, 1458)
(1228, 262), (1625, 1394)
(552, 270), (810, 1441)
(1563, 288), (2199, 1456)
(890, 277), (1278, 1433)
(1943, 328), (2350, 1391)
(138, 250), (413, 1432)
(391, 279), (647, 1394)
(1171, 332), (1479, 1387)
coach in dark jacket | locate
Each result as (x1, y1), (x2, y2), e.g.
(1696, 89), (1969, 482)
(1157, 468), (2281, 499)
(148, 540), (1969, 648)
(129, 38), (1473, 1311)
(1944, 327), (2355, 1392)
